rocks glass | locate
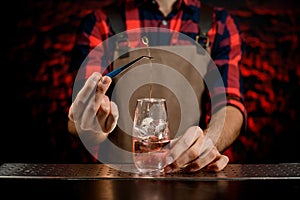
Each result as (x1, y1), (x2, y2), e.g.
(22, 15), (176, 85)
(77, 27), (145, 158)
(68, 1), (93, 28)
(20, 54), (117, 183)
(132, 98), (170, 175)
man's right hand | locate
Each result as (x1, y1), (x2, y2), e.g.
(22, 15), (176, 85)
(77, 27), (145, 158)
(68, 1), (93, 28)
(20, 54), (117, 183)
(68, 72), (119, 146)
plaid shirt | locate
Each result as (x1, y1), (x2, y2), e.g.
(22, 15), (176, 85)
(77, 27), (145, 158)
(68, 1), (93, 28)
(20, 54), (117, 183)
(71, 0), (246, 138)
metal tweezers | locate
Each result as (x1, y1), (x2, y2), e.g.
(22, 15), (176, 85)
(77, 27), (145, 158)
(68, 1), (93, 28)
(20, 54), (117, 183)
(106, 56), (153, 78)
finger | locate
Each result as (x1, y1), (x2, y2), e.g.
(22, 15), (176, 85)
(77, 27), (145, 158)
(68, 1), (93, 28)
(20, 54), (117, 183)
(169, 137), (179, 148)
(167, 133), (206, 172)
(80, 99), (100, 130)
(104, 101), (119, 133)
(165, 126), (202, 165)
(92, 76), (113, 132)
(78, 93), (109, 133)
(198, 137), (215, 158)
(71, 73), (102, 121)
(96, 96), (111, 132)
(206, 154), (229, 172)
(94, 75), (112, 119)
(96, 76), (112, 95)
(75, 72), (102, 104)
(175, 137), (214, 172)
(184, 147), (219, 173)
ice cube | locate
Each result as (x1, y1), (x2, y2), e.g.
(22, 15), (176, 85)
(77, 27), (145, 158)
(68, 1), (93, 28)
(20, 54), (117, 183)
(141, 117), (153, 127)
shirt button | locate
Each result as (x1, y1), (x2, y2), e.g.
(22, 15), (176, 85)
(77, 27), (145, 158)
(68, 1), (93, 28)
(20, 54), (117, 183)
(162, 20), (168, 26)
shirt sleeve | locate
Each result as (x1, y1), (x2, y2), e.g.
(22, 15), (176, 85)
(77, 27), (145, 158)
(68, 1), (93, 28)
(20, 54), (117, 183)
(209, 8), (247, 124)
(69, 10), (112, 82)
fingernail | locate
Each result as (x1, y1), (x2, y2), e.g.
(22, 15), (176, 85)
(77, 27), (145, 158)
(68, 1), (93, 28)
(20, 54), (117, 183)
(101, 77), (109, 85)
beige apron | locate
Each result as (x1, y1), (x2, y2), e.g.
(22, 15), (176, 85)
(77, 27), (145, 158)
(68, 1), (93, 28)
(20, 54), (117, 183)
(98, 44), (212, 164)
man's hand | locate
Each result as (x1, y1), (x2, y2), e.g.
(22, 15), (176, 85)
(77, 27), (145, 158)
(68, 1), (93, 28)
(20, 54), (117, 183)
(164, 126), (229, 173)
(68, 72), (119, 146)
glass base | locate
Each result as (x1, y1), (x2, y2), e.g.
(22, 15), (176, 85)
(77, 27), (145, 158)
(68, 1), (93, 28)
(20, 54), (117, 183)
(136, 169), (165, 176)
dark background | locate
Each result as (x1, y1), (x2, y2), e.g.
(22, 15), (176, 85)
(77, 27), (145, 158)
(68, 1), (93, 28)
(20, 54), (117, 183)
(1, 0), (299, 164)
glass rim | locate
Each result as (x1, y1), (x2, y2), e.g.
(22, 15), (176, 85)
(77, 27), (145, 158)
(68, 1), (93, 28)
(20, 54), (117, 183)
(137, 97), (166, 102)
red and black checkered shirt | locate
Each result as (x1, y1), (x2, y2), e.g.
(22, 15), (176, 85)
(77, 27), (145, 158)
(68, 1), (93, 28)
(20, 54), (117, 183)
(70, 0), (247, 156)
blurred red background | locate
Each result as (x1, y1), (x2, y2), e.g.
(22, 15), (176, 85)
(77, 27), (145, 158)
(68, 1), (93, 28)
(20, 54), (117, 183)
(2, 0), (299, 164)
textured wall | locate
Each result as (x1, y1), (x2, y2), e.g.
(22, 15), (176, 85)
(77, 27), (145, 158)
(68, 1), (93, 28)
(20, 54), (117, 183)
(2, 0), (300, 164)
